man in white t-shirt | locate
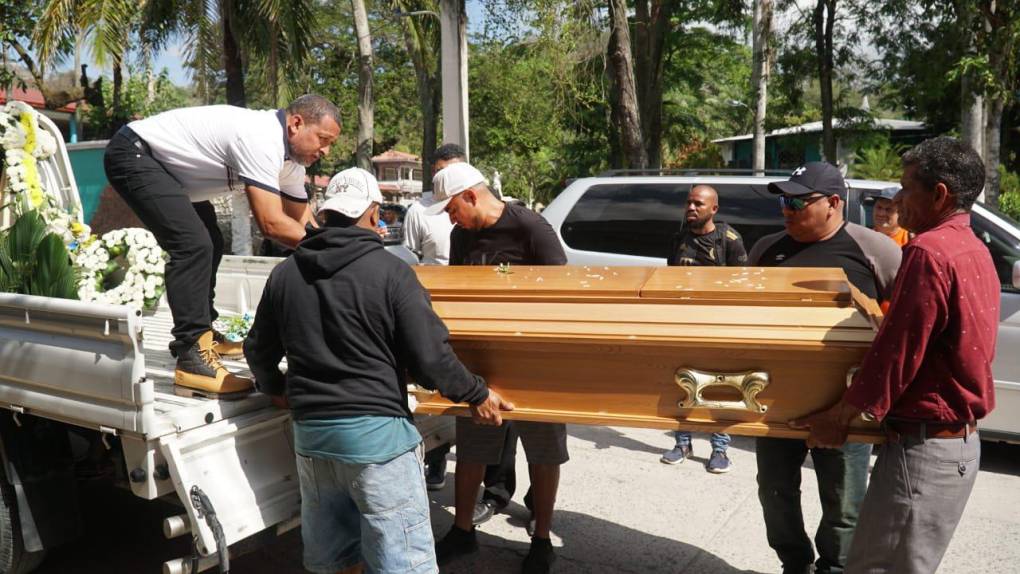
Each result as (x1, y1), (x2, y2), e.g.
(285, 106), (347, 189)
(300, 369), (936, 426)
(104, 94), (341, 398)
(402, 144), (460, 266)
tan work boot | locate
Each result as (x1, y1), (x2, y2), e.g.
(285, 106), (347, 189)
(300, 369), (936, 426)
(212, 329), (245, 360)
(174, 331), (253, 400)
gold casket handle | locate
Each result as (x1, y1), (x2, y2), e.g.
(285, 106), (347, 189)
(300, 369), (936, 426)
(674, 368), (769, 413)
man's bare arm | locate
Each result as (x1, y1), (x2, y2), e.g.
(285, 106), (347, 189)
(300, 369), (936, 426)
(283, 196), (318, 228)
(246, 186), (307, 248)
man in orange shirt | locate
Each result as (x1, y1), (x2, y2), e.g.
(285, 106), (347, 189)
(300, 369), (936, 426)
(870, 187), (910, 247)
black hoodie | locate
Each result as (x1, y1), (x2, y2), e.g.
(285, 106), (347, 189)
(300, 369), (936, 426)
(243, 225), (489, 421)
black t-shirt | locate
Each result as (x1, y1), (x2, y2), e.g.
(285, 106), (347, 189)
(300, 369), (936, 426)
(667, 223), (748, 267)
(752, 224), (880, 298)
(449, 203), (567, 266)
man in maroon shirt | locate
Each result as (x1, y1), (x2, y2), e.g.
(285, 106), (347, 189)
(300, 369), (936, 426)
(791, 136), (998, 573)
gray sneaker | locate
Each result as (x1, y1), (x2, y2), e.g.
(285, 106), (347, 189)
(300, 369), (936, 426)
(660, 444), (692, 465)
(707, 449), (732, 474)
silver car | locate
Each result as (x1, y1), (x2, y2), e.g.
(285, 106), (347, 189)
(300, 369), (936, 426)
(542, 173), (1020, 442)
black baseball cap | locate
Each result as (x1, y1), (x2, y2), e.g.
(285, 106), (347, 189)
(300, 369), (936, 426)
(768, 162), (846, 197)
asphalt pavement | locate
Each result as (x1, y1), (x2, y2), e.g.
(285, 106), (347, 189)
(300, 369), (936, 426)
(37, 425), (1020, 573)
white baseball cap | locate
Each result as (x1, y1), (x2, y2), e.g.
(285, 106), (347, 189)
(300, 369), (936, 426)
(425, 162), (488, 215)
(318, 167), (383, 218)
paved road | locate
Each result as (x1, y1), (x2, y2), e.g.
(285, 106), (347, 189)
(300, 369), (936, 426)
(37, 426), (1020, 573)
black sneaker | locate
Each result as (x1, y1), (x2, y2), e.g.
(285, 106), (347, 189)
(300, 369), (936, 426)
(425, 459), (447, 491)
(473, 499), (499, 525)
(522, 537), (556, 574)
(435, 525), (479, 566)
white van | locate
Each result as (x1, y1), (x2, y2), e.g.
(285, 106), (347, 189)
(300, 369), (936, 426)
(542, 174), (1020, 442)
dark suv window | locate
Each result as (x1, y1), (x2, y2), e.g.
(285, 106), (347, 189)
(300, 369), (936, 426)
(560, 183), (784, 258)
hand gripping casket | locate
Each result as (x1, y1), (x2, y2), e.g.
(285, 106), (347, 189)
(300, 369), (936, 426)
(411, 265), (883, 442)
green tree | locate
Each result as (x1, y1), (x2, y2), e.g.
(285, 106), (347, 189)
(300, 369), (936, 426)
(848, 138), (903, 181)
(1, 0), (80, 108)
(35, 0), (142, 126)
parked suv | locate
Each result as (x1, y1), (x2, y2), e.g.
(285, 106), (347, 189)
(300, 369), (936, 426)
(542, 172), (1020, 442)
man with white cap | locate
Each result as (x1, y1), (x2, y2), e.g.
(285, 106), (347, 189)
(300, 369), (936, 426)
(431, 162), (568, 574)
(244, 167), (511, 574)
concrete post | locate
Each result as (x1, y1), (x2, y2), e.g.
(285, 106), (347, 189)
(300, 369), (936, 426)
(439, 0), (469, 160)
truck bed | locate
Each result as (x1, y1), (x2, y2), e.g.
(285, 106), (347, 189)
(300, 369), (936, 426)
(141, 307), (273, 439)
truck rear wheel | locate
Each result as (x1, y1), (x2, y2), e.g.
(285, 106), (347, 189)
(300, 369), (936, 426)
(0, 480), (45, 574)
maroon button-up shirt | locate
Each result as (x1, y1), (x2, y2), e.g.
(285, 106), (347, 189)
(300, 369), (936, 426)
(845, 212), (999, 422)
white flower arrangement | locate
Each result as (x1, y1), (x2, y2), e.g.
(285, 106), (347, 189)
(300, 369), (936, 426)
(0, 101), (89, 248)
(0, 101), (59, 209)
(75, 228), (167, 310)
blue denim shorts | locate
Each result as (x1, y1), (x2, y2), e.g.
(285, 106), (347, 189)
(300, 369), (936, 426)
(297, 446), (438, 574)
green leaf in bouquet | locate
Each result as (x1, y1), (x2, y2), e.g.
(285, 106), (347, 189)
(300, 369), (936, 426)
(5, 210), (46, 270)
(29, 233), (78, 299)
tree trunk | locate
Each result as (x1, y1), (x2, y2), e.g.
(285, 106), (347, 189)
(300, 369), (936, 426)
(221, 0), (246, 107)
(961, 75), (985, 158)
(269, 27), (280, 107)
(632, 0), (673, 169)
(607, 0), (648, 170)
(352, 0), (375, 172)
(401, 19), (440, 191)
(814, 0), (837, 164)
(112, 52), (124, 131)
(984, 97), (1004, 208)
(751, 0), (773, 174)
(959, 2), (984, 158)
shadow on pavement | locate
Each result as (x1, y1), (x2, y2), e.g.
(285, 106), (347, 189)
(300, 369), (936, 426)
(567, 425), (764, 460)
(567, 425), (665, 455)
(978, 440), (1020, 476)
(432, 499), (767, 574)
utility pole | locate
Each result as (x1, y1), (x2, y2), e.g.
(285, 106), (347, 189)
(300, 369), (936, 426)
(438, 0), (469, 159)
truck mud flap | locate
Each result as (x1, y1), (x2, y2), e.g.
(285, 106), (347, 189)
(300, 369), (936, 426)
(158, 408), (299, 557)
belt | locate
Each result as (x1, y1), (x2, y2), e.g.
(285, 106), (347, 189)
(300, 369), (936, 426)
(118, 126), (151, 154)
(885, 420), (976, 441)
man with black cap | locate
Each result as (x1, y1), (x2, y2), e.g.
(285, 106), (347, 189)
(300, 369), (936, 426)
(244, 167), (511, 574)
(430, 162), (567, 574)
(869, 186), (910, 247)
(747, 161), (902, 574)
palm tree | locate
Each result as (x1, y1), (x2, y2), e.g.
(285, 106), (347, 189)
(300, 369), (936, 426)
(34, 0), (141, 125)
(141, 0), (315, 107)
(391, 0), (442, 188)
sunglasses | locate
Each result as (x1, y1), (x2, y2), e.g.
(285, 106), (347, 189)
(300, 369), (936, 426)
(779, 194), (829, 211)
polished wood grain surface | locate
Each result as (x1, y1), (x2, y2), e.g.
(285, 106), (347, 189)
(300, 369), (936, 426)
(412, 265), (884, 442)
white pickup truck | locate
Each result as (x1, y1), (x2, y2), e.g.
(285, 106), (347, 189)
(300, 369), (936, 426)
(0, 114), (452, 574)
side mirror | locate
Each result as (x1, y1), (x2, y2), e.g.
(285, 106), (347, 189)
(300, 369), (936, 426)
(1013, 259), (1020, 290)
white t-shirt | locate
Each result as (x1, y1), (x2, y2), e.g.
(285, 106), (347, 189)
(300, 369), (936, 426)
(403, 194), (454, 265)
(128, 105), (307, 203)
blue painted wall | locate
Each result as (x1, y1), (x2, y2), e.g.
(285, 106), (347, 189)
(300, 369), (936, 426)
(67, 141), (109, 223)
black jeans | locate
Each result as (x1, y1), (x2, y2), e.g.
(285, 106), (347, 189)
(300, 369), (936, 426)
(756, 437), (871, 574)
(103, 127), (224, 356)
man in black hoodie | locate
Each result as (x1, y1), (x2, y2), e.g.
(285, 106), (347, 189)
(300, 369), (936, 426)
(244, 167), (511, 574)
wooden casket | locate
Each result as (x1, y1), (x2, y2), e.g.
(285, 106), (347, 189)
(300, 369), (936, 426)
(411, 265), (884, 442)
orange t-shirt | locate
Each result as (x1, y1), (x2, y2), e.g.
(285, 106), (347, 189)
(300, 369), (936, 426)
(884, 227), (910, 247)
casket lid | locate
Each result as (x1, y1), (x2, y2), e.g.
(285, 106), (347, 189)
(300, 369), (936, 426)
(416, 265), (852, 306)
